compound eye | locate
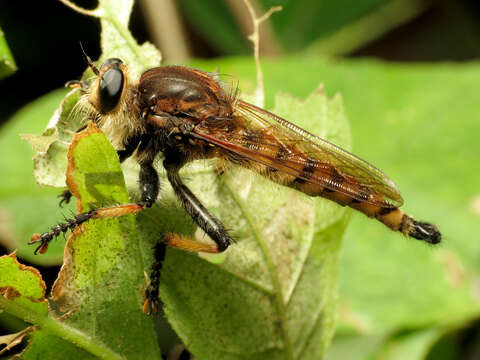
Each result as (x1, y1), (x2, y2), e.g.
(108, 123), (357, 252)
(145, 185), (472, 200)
(99, 67), (124, 113)
(100, 58), (123, 70)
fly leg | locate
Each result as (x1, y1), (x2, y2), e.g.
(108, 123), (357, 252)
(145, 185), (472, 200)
(138, 162), (159, 208)
(58, 189), (73, 207)
(163, 157), (234, 253)
(143, 233), (227, 314)
(141, 157), (235, 314)
(29, 204), (144, 254)
(142, 231), (227, 314)
(143, 241), (166, 314)
(31, 158), (159, 254)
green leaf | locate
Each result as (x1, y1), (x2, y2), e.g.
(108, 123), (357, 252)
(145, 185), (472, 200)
(96, 0), (162, 74)
(0, 28), (17, 79)
(177, 0), (250, 55)
(375, 329), (445, 360)
(25, 90), (84, 188)
(325, 334), (387, 360)
(1, 122), (164, 358)
(0, 253), (117, 359)
(22, 331), (96, 360)
(42, 123), (161, 359)
(0, 88), (73, 266)
(325, 329), (446, 360)
(0, 253), (47, 315)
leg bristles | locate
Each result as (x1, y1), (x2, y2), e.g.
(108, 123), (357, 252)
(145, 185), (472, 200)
(29, 203), (145, 255)
(143, 242), (167, 315)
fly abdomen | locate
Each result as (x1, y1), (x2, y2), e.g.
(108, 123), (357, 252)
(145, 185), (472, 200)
(289, 160), (355, 205)
(286, 159), (441, 244)
(349, 199), (441, 244)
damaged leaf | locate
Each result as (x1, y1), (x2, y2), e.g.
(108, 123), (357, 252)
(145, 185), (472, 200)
(23, 0), (161, 188)
(0, 253), (120, 359)
(0, 252), (47, 315)
(48, 122), (161, 358)
(23, 90), (83, 188)
(0, 326), (38, 355)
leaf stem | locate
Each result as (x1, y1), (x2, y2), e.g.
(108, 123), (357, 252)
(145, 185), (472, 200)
(57, 0), (102, 17)
(242, 0), (282, 108)
(0, 298), (123, 360)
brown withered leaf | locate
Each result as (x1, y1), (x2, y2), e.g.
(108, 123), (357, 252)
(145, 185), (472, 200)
(0, 326), (38, 355)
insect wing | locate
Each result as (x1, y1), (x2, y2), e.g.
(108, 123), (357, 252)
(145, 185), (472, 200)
(192, 100), (403, 208)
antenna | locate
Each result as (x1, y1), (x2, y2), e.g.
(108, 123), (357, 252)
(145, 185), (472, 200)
(79, 42), (99, 75)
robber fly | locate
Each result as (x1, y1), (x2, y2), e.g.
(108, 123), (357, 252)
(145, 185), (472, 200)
(30, 56), (440, 309)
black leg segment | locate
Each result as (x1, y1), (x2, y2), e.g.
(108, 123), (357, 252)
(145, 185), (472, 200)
(143, 241), (167, 314)
(164, 159), (233, 252)
(30, 210), (98, 254)
(30, 204), (144, 254)
(139, 162), (160, 208)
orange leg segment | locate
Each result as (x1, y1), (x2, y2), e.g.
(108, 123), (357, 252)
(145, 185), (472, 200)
(163, 232), (220, 253)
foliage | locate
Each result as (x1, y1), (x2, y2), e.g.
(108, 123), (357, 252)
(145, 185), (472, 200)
(178, 0), (429, 55)
(1, 0), (479, 359)
(0, 27), (16, 79)
(0, 0), (348, 359)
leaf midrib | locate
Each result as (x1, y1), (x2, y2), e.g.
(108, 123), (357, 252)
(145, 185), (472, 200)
(0, 297), (123, 360)
(222, 178), (294, 359)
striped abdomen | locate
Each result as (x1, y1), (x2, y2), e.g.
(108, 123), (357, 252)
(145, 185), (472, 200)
(286, 158), (441, 244)
(196, 110), (441, 244)
(227, 127), (441, 244)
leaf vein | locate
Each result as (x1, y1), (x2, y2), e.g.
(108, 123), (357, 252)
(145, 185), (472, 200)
(221, 178), (294, 359)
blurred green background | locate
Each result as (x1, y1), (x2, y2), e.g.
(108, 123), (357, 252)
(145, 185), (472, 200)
(1, 0), (480, 359)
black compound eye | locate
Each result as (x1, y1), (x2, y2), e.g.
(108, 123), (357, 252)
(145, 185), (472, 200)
(99, 67), (124, 113)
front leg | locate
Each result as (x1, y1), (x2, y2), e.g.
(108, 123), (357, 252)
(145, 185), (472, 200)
(139, 162), (159, 208)
(30, 164), (158, 253)
(36, 151), (159, 254)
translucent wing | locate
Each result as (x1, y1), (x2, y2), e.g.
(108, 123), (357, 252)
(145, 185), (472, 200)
(192, 100), (403, 208)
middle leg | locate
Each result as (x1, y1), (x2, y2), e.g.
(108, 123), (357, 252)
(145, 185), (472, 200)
(163, 158), (233, 252)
